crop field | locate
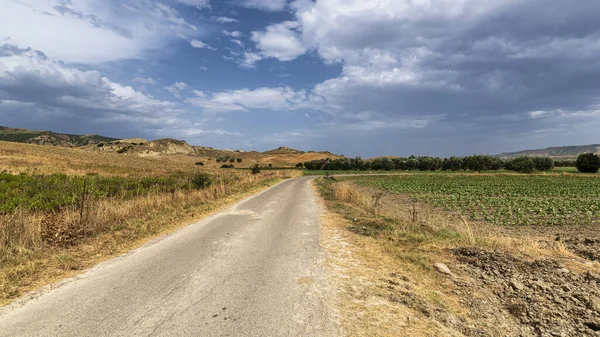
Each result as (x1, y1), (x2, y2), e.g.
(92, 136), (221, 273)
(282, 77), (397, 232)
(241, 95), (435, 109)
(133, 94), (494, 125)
(349, 174), (600, 226)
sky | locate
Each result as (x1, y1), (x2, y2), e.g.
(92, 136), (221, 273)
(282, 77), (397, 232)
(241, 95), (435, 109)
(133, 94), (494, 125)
(1, 0), (599, 157)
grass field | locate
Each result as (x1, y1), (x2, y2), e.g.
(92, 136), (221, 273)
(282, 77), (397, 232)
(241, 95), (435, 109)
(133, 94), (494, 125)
(347, 174), (600, 226)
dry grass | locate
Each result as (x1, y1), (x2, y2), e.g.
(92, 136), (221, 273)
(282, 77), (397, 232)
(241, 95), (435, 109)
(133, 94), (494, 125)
(316, 178), (589, 337)
(0, 141), (301, 305)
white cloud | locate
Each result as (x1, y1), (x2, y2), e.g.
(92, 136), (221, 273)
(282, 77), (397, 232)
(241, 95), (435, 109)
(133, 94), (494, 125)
(223, 31), (242, 38)
(190, 39), (216, 50)
(164, 82), (189, 97)
(214, 17), (239, 23)
(239, 0), (288, 12)
(239, 52), (264, 68)
(0, 0), (199, 64)
(0, 45), (179, 119)
(251, 21), (306, 62)
(186, 87), (307, 113)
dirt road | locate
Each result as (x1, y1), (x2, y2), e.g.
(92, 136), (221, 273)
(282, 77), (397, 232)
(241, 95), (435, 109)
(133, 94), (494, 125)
(0, 177), (337, 337)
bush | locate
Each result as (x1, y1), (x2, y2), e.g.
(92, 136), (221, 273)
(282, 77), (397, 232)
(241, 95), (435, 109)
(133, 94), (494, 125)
(116, 147), (128, 154)
(236, 158), (242, 163)
(220, 164), (234, 169)
(190, 173), (212, 189)
(575, 153), (600, 173)
(195, 162), (204, 166)
(250, 163), (261, 174)
(229, 157), (235, 163)
(510, 157), (536, 174)
(295, 162), (303, 168)
(532, 157), (554, 171)
(97, 143), (104, 148)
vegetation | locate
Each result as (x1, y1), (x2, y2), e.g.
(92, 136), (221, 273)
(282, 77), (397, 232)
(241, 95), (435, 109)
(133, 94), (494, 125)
(251, 163), (261, 174)
(0, 126), (117, 147)
(575, 153), (600, 173)
(304, 155), (568, 174)
(347, 174), (600, 226)
(236, 158), (242, 163)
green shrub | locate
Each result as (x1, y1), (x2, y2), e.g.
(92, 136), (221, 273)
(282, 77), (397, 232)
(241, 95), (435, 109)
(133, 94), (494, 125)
(510, 157), (536, 174)
(295, 162), (303, 168)
(532, 157), (554, 171)
(250, 163), (261, 174)
(229, 157), (235, 163)
(116, 147), (128, 154)
(236, 158), (242, 163)
(575, 153), (600, 173)
(195, 162), (204, 166)
(190, 173), (212, 189)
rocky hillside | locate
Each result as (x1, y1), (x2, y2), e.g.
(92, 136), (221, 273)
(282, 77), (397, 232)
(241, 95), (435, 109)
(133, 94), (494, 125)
(0, 126), (117, 147)
(497, 144), (600, 158)
(94, 138), (196, 157)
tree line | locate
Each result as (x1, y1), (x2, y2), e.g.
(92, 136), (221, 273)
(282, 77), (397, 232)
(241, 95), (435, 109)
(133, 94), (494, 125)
(302, 155), (579, 173)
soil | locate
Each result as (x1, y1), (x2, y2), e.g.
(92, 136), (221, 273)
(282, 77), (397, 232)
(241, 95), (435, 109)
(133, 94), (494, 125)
(452, 247), (600, 337)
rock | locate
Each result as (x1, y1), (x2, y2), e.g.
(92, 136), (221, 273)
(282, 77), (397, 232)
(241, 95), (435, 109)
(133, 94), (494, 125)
(587, 297), (600, 313)
(510, 279), (525, 291)
(434, 263), (452, 275)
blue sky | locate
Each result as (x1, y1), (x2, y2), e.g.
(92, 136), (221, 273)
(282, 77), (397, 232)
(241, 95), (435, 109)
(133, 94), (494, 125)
(1, 0), (600, 157)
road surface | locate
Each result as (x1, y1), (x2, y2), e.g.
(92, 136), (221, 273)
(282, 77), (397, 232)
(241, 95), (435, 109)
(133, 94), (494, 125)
(0, 177), (338, 337)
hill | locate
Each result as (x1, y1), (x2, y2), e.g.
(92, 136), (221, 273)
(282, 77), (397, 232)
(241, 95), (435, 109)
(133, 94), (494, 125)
(497, 144), (600, 159)
(0, 126), (117, 147)
(1, 125), (344, 168)
(263, 146), (305, 155)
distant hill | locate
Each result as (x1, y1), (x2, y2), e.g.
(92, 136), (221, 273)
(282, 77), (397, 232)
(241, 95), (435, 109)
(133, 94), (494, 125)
(0, 126), (117, 147)
(0, 125), (344, 168)
(263, 146), (305, 155)
(497, 144), (600, 159)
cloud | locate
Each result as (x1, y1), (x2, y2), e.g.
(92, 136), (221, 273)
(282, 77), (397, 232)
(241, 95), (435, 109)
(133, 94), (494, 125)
(238, 0), (287, 12)
(186, 87), (307, 113)
(238, 52), (264, 68)
(164, 82), (189, 97)
(0, 44), (246, 145)
(0, 0), (199, 64)
(223, 31), (242, 38)
(190, 39), (216, 50)
(214, 17), (239, 23)
(0, 44), (180, 125)
(251, 21), (306, 62)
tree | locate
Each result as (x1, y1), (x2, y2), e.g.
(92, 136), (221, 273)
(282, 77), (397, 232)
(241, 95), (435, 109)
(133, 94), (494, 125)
(575, 153), (600, 173)
(532, 157), (554, 171)
(251, 163), (261, 174)
(509, 157), (535, 174)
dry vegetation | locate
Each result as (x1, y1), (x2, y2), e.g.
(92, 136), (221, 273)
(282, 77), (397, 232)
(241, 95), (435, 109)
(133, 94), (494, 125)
(316, 178), (600, 337)
(0, 141), (299, 304)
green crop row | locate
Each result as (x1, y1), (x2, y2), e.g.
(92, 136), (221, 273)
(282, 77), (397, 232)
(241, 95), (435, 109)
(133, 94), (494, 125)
(349, 174), (600, 226)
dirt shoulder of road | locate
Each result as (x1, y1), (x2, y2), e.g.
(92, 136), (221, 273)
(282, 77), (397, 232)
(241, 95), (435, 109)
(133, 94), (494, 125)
(314, 178), (600, 337)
